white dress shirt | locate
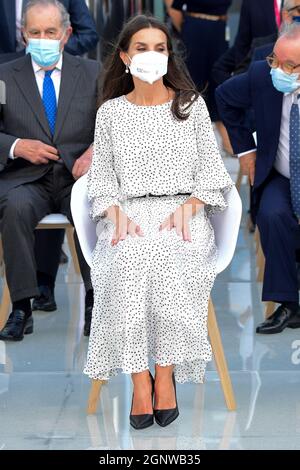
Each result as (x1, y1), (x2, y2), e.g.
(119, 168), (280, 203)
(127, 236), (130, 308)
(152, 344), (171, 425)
(238, 91), (300, 179)
(274, 92), (300, 179)
(30, 55), (62, 100)
(9, 54), (63, 158)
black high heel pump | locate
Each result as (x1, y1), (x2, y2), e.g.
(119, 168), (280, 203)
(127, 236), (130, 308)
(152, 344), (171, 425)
(154, 372), (179, 427)
(130, 371), (155, 430)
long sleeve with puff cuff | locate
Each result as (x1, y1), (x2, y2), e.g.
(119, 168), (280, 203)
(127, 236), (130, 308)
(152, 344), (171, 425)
(88, 105), (122, 222)
(191, 98), (234, 216)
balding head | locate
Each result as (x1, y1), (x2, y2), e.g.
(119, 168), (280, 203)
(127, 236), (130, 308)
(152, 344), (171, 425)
(274, 22), (300, 69)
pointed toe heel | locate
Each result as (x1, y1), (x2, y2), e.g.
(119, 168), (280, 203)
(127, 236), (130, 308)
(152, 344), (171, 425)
(130, 413), (154, 430)
(130, 371), (155, 430)
(154, 373), (179, 427)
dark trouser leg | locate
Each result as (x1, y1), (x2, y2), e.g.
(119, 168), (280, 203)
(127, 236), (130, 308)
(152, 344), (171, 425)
(34, 229), (65, 280)
(0, 184), (52, 302)
(256, 172), (299, 303)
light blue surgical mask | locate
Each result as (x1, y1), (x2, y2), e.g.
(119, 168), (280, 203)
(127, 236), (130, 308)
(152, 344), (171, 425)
(26, 38), (62, 67)
(270, 67), (300, 94)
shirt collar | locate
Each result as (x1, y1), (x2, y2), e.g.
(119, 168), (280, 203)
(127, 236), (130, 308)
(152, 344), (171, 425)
(31, 54), (63, 74)
(284, 88), (300, 98)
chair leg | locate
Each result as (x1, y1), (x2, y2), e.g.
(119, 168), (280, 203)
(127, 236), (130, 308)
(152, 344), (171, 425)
(66, 227), (81, 275)
(254, 226), (259, 246)
(254, 227), (265, 282)
(0, 239), (11, 329)
(256, 241), (265, 282)
(87, 379), (107, 414)
(255, 229), (276, 319)
(0, 277), (10, 330)
(208, 298), (237, 411)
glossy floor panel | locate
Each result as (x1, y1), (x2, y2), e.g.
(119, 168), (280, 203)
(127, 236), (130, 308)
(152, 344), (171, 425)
(1, 156), (300, 450)
(1, 371), (300, 450)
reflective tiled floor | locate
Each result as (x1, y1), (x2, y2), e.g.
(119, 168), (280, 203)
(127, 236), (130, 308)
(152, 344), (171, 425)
(1, 156), (300, 450)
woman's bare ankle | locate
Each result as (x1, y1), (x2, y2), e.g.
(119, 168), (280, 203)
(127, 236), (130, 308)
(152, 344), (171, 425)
(154, 365), (176, 410)
(131, 370), (153, 415)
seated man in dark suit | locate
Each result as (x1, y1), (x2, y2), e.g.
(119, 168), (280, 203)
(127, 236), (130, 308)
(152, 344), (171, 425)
(0, 0), (100, 341)
(0, 0), (99, 314)
(216, 22), (300, 334)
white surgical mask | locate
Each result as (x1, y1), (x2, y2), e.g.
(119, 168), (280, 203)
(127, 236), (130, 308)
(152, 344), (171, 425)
(270, 67), (300, 94)
(128, 51), (168, 85)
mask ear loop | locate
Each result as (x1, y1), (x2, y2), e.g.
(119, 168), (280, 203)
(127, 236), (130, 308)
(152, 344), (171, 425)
(125, 54), (131, 74)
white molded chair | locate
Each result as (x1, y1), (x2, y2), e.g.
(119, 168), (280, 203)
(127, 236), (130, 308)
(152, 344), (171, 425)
(0, 214), (80, 330)
(71, 174), (242, 413)
(208, 185), (242, 411)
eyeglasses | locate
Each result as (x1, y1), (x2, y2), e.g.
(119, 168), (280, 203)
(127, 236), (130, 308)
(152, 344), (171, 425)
(266, 52), (300, 74)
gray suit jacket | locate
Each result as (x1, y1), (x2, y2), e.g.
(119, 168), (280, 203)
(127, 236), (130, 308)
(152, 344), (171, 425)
(0, 52), (100, 198)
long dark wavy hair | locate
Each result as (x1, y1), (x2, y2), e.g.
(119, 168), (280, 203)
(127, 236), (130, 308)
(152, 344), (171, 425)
(98, 14), (200, 120)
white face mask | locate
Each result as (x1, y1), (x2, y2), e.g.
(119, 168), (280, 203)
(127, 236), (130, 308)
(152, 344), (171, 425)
(128, 51), (168, 85)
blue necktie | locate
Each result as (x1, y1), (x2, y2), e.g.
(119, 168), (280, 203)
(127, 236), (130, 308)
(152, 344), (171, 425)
(289, 94), (300, 218)
(43, 70), (57, 136)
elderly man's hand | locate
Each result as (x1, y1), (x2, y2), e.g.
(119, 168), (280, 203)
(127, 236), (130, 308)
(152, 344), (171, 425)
(72, 145), (93, 180)
(239, 151), (256, 186)
(14, 139), (59, 164)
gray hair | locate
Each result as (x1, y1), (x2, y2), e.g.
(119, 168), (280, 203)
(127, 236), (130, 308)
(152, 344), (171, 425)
(279, 20), (300, 37)
(283, 0), (299, 10)
(21, 0), (71, 30)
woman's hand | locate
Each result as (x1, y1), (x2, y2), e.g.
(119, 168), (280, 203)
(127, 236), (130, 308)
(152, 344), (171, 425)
(105, 205), (144, 246)
(159, 197), (204, 242)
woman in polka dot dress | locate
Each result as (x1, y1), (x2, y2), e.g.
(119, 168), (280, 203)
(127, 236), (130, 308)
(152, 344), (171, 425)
(84, 15), (234, 429)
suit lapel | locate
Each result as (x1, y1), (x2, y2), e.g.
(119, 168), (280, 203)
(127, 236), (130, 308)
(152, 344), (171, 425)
(263, 81), (283, 156)
(53, 52), (81, 141)
(12, 54), (52, 139)
(271, 88), (283, 154)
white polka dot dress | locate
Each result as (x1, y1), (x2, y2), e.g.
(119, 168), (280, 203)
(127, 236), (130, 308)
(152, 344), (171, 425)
(83, 95), (234, 384)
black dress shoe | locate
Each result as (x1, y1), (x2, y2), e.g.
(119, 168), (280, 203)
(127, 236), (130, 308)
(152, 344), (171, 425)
(84, 305), (92, 337)
(0, 310), (33, 341)
(32, 285), (57, 312)
(154, 372), (179, 427)
(256, 304), (300, 334)
(130, 372), (155, 430)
